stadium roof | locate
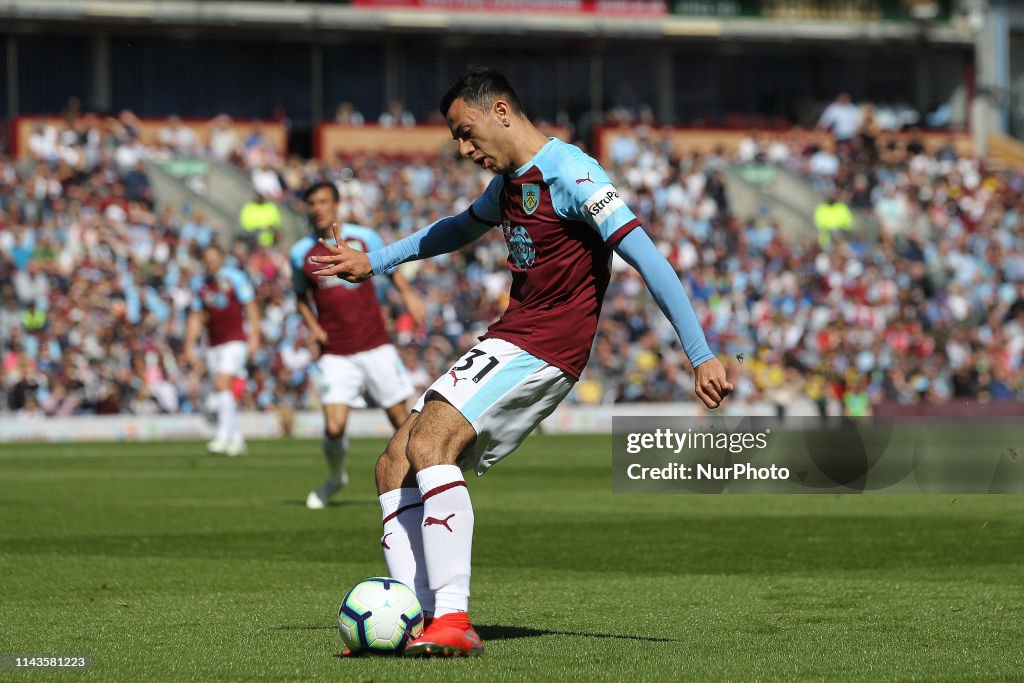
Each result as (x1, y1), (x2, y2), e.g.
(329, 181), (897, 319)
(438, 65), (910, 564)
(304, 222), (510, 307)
(0, 0), (975, 44)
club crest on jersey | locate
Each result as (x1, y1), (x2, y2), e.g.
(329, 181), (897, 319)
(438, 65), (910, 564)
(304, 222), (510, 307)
(204, 290), (229, 309)
(505, 225), (536, 270)
(522, 183), (540, 215)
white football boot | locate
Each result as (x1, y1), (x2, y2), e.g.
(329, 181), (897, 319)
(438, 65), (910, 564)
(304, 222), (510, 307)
(206, 437), (229, 454)
(305, 470), (349, 510)
(225, 435), (247, 457)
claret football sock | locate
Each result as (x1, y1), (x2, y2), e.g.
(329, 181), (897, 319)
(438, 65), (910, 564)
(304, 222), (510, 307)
(379, 487), (434, 614)
(415, 465), (473, 617)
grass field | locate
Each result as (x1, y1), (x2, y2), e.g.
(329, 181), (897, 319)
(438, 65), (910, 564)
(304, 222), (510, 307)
(1, 435), (1023, 681)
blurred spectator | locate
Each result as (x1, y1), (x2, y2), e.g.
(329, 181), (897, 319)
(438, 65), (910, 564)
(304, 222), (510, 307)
(27, 124), (59, 164)
(251, 163), (284, 201)
(181, 211), (215, 249)
(378, 100), (415, 128)
(158, 115), (200, 156)
(807, 142), (841, 190)
(855, 103), (882, 166)
(335, 102), (366, 126)
(817, 92), (861, 144)
(242, 125), (281, 169)
(239, 192), (282, 248)
(813, 189), (854, 248)
(123, 159), (153, 202)
(209, 114), (241, 162)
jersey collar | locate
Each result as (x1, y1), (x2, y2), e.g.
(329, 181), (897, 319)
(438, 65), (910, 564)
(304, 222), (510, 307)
(509, 138), (557, 179)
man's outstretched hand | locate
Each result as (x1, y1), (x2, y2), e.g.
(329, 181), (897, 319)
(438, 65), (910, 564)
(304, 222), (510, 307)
(311, 223), (374, 282)
(694, 357), (734, 410)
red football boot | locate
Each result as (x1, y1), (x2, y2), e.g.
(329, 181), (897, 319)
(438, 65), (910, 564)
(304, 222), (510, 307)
(402, 612), (483, 657)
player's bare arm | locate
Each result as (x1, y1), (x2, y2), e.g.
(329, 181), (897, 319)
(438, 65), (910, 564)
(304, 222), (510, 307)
(244, 300), (261, 357)
(296, 296), (328, 344)
(183, 310), (204, 365)
(389, 270), (427, 327)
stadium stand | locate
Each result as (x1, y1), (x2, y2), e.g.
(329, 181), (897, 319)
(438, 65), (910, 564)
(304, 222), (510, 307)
(1, 103), (1022, 419)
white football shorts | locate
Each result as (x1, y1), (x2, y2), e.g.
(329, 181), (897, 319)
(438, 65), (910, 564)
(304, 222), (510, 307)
(414, 337), (575, 476)
(317, 344), (414, 409)
(207, 340), (248, 378)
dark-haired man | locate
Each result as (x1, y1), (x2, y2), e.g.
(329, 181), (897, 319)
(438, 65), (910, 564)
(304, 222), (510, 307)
(292, 181), (425, 509)
(313, 67), (733, 657)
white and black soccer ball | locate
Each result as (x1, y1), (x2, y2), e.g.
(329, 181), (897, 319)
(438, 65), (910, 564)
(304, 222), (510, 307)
(337, 577), (423, 653)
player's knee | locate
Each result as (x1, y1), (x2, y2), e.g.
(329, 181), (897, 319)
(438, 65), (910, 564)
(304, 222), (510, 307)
(376, 439), (409, 488)
(379, 437), (405, 467)
(406, 427), (455, 471)
(324, 425), (345, 441)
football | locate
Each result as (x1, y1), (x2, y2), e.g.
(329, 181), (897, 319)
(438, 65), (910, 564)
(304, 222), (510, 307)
(337, 577), (424, 653)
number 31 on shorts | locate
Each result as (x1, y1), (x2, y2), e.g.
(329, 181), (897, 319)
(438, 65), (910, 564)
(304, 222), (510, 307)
(435, 338), (548, 409)
(449, 349), (500, 384)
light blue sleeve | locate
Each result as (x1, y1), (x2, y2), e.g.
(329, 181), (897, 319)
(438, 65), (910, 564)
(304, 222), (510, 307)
(365, 178), (501, 275)
(615, 229), (715, 368)
(189, 275), (204, 313)
(367, 210), (494, 276)
(546, 150), (639, 244)
(223, 267), (255, 305)
(468, 175), (504, 225)
(289, 237), (315, 296)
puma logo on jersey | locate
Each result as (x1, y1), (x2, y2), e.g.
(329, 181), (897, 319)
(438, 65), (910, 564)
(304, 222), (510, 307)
(423, 513), (455, 532)
(576, 172), (593, 185)
(449, 370), (466, 387)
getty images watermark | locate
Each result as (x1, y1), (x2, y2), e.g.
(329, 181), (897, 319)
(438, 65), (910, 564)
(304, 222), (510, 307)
(625, 427), (789, 483)
(613, 416), (1024, 494)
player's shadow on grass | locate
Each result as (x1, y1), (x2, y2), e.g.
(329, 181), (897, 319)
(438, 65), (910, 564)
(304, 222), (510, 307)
(276, 499), (378, 507)
(273, 624), (677, 643)
(476, 624), (678, 643)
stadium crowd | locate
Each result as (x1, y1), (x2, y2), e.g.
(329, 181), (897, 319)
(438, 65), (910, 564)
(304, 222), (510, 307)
(1, 106), (1022, 420)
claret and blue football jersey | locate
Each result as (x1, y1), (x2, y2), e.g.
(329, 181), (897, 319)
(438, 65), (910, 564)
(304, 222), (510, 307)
(467, 138), (641, 378)
(290, 224), (392, 356)
(190, 266), (255, 346)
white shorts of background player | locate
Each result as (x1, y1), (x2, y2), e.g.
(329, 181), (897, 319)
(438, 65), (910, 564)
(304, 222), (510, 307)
(316, 344), (415, 409)
(206, 340), (248, 378)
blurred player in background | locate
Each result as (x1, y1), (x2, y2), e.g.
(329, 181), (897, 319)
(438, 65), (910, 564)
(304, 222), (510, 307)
(313, 67), (733, 657)
(184, 243), (261, 456)
(292, 181), (426, 510)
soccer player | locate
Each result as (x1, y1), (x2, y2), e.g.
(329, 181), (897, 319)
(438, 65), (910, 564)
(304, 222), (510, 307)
(292, 182), (426, 509)
(312, 68), (733, 657)
(184, 243), (260, 456)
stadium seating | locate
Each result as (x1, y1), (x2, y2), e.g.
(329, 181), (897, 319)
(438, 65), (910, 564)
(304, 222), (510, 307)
(1, 111), (1021, 418)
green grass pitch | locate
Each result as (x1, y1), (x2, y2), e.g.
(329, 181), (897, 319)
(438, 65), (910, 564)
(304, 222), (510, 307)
(1, 435), (1022, 681)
